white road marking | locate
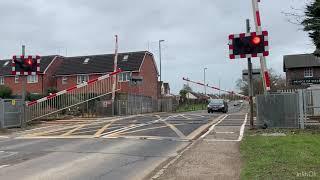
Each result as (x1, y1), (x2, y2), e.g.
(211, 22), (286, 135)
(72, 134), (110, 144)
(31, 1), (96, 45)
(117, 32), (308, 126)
(215, 131), (235, 134)
(237, 113), (248, 141)
(204, 139), (239, 142)
(163, 121), (186, 138)
(0, 164), (10, 169)
(0, 136), (9, 138)
(200, 115), (228, 138)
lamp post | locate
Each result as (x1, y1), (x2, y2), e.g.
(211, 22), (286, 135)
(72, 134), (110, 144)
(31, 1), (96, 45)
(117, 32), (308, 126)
(159, 40), (165, 82)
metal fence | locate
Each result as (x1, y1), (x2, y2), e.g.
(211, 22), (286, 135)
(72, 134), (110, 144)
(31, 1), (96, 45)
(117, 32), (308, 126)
(116, 94), (176, 115)
(25, 72), (120, 122)
(0, 99), (22, 128)
(256, 93), (300, 128)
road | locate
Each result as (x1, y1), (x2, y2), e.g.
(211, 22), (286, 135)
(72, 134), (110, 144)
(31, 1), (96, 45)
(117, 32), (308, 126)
(0, 102), (245, 180)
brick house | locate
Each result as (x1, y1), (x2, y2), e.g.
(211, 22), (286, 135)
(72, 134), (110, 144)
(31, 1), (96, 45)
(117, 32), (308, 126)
(54, 51), (159, 99)
(0, 55), (63, 95)
(284, 53), (320, 88)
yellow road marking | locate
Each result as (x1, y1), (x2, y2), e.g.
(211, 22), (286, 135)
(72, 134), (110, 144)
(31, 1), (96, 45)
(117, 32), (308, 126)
(61, 124), (87, 136)
(117, 125), (168, 135)
(94, 118), (124, 137)
(25, 125), (79, 137)
(163, 121), (186, 138)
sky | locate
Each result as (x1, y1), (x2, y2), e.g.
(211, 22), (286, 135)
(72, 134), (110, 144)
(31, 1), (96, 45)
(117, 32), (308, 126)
(0, 0), (315, 94)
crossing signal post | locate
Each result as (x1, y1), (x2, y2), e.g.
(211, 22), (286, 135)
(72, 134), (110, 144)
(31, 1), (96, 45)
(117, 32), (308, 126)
(228, 20), (268, 129)
(12, 47), (41, 128)
(228, 31), (269, 59)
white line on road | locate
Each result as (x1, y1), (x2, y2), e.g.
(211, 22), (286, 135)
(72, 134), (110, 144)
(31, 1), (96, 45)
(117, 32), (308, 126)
(215, 131), (235, 134)
(0, 164), (10, 169)
(200, 115), (228, 138)
(237, 113), (248, 141)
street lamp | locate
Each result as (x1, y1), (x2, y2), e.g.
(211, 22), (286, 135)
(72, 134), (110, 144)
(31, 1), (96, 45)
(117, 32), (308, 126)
(159, 40), (165, 82)
(204, 68), (207, 97)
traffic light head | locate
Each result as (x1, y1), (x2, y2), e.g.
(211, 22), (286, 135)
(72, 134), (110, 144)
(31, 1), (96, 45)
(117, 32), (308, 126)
(229, 31), (269, 59)
(12, 55), (40, 75)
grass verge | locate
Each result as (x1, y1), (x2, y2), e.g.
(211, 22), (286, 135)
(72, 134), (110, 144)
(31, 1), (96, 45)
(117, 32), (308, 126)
(240, 130), (320, 179)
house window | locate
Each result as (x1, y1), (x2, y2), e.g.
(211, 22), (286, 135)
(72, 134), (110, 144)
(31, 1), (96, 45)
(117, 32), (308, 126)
(118, 72), (131, 82)
(77, 75), (89, 84)
(0, 77), (4, 85)
(62, 76), (68, 85)
(15, 76), (19, 83)
(27, 75), (38, 83)
(304, 68), (313, 78)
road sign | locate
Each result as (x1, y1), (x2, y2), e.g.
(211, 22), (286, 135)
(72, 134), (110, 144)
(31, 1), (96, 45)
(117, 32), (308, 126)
(228, 31), (269, 59)
(12, 55), (40, 75)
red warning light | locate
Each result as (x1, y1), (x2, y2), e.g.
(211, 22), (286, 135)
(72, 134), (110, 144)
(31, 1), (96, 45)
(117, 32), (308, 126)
(25, 59), (33, 65)
(252, 36), (261, 45)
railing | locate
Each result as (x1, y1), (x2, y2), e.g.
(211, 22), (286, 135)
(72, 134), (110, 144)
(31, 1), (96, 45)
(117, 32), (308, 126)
(25, 70), (121, 122)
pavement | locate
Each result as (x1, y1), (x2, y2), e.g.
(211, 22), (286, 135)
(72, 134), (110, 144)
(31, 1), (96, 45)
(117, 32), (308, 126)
(150, 103), (248, 180)
(0, 102), (247, 180)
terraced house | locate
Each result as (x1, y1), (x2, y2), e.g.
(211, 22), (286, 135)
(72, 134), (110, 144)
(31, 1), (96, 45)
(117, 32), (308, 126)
(0, 51), (161, 100)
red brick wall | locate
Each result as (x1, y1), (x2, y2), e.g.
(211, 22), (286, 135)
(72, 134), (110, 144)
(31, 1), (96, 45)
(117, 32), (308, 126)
(118, 54), (158, 99)
(43, 56), (63, 93)
(3, 75), (43, 95)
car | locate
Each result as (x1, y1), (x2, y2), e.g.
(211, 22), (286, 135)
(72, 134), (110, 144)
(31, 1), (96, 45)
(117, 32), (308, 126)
(207, 99), (228, 113)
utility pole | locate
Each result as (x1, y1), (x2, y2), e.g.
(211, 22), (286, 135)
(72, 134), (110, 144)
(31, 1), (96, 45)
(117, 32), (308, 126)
(204, 69), (206, 96)
(158, 40), (164, 82)
(21, 45), (26, 128)
(111, 35), (119, 116)
(246, 19), (254, 129)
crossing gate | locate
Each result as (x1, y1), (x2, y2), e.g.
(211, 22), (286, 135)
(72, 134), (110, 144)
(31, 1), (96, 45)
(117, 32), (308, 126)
(25, 70), (121, 122)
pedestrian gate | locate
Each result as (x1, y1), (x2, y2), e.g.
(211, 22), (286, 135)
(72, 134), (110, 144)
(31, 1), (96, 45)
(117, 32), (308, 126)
(25, 70), (121, 122)
(0, 99), (22, 128)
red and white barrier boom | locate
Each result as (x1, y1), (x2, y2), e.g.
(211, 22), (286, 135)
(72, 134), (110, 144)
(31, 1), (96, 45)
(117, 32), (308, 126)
(182, 77), (248, 99)
(252, 0), (271, 91)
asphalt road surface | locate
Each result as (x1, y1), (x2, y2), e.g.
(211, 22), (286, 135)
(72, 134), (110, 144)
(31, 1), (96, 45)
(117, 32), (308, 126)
(0, 102), (245, 180)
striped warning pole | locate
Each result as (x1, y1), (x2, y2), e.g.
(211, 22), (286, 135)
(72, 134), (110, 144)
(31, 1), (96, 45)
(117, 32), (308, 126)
(251, 0), (271, 92)
(112, 35), (119, 116)
(182, 77), (248, 99)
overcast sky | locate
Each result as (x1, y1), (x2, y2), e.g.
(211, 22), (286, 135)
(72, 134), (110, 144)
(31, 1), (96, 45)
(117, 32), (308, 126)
(0, 0), (315, 94)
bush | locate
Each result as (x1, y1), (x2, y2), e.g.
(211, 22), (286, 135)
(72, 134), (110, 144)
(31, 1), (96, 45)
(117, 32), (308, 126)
(26, 92), (44, 101)
(47, 87), (58, 95)
(0, 85), (12, 99)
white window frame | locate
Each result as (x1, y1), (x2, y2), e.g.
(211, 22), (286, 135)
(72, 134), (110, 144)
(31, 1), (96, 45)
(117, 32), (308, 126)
(0, 77), (4, 85)
(62, 76), (68, 85)
(15, 76), (19, 83)
(304, 68), (313, 78)
(77, 75), (89, 84)
(118, 72), (131, 82)
(27, 75), (38, 84)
